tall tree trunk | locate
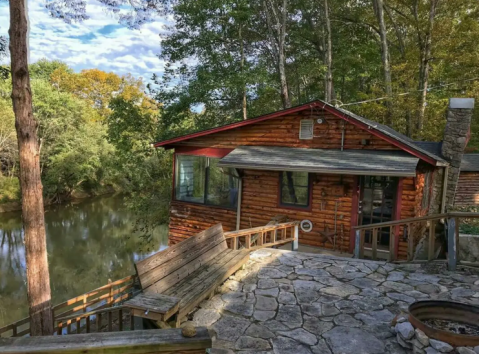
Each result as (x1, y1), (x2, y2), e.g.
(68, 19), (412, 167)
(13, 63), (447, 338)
(323, 0), (333, 103)
(373, 0), (393, 125)
(417, 0), (439, 135)
(239, 24), (247, 120)
(264, 0), (291, 109)
(9, 0), (53, 336)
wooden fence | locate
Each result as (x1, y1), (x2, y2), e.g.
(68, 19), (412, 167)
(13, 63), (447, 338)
(224, 221), (299, 251)
(0, 274), (136, 338)
(354, 212), (479, 270)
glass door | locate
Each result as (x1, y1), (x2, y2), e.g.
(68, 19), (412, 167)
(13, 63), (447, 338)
(358, 176), (398, 250)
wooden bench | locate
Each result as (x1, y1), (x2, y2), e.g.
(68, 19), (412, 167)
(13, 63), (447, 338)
(134, 223), (250, 327)
(0, 328), (211, 354)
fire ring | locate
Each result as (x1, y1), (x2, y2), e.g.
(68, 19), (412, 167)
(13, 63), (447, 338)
(409, 300), (479, 347)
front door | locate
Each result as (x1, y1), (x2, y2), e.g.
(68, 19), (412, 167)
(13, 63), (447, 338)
(358, 176), (398, 253)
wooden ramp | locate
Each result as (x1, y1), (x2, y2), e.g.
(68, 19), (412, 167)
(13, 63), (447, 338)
(133, 224), (250, 326)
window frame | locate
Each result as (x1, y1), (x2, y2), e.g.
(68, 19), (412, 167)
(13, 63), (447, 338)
(173, 151), (239, 211)
(278, 171), (312, 211)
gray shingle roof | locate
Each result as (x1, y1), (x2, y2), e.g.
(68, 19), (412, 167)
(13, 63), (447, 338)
(219, 146), (420, 177)
(412, 141), (443, 158)
(332, 105), (447, 165)
(461, 154), (479, 172)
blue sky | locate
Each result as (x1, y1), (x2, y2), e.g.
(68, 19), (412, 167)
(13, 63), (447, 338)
(0, 0), (172, 83)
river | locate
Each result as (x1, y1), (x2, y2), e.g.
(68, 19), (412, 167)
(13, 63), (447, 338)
(0, 194), (168, 327)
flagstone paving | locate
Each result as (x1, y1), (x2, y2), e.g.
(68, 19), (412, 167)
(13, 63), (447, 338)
(184, 249), (479, 354)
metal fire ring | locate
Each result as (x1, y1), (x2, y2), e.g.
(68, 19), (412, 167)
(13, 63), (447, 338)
(408, 300), (479, 347)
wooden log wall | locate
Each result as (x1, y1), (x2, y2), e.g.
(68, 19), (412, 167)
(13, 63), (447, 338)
(172, 111), (401, 150)
(169, 201), (236, 245)
(240, 170), (353, 252)
(455, 172), (479, 207)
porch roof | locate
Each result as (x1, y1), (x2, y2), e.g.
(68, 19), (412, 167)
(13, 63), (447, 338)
(218, 146), (419, 177)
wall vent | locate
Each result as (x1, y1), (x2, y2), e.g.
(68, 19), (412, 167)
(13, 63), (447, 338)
(299, 119), (314, 140)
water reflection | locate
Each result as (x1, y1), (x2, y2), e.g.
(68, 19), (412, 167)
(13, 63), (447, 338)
(0, 195), (168, 326)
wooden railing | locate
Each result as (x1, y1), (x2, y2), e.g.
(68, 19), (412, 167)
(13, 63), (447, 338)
(354, 212), (479, 270)
(224, 221), (299, 251)
(0, 328), (212, 354)
(0, 274), (137, 338)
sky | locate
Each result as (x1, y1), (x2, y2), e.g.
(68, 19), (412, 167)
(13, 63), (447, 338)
(0, 0), (171, 83)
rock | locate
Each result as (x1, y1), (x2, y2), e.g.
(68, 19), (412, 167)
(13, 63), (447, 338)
(200, 295), (224, 310)
(258, 279), (277, 289)
(395, 321), (415, 340)
(256, 288), (280, 297)
(352, 298), (384, 311)
(296, 267), (330, 277)
(213, 316), (250, 341)
(250, 250), (271, 259)
(263, 320), (289, 331)
(396, 334), (412, 349)
(276, 305), (303, 327)
(355, 309), (395, 325)
(429, 339), (453, 353)
(303, 317), (334, 336)
(243, 283), (257, 292)
(296, 289), (320, 304)
(315, 277), (344, 287)
(272, 336), (313, 354)
(293, 280), (323, 290)
(253, 310), (276, 321)
(383, 281), (414, 292)
(408, 273), (440, 283)
(245, 324), (275, 339)
(387, 271), (405, 281)
(387, 292), (416, 303)
(258, 267), (287, 279)
(181, 325), (196, 337)
(279, 255), (303, 266)
(321, 303), (340, 316)
(222, 291), (246, 303)
(311, 339), (332, 354)
(415, 328), (429, 347)
(223, 302), (254, 316)
(192, 308), (221, 326)
(361, 288), (381, 297)
(413, 346), (426, 354)
(278, 283), (294, 292)
(457, 347), (477, 354)
(451, 287), (475, 298)
(235, 336), (271, 350)
(278, 291), (296, 304)
(208, 349), (234, 354)
(256, 295), (278, 311)
(323, 326), (385, 354)
(333, 314), (361, 327)
(277, 328), (318, 346)
(349, 277), (380, 289)
(425, 347), (440, 354)
(474, 345), (479, 354)
(320, 284), (360, 297)
(301, 303), (322, 317)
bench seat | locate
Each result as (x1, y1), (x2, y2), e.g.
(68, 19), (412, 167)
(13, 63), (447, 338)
(134, 224), (250, 326)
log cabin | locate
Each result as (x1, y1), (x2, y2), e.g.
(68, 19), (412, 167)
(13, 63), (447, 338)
(154, 98), (476, 260)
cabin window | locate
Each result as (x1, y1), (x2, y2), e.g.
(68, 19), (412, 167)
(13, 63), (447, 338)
(175, 154), (239, 209)
(280, 171), (310, 208)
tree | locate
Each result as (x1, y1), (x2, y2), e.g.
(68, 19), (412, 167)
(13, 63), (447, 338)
(8, 0), (53, 335)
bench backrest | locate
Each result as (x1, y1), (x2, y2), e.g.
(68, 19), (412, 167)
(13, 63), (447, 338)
(135, 223), (227, 294)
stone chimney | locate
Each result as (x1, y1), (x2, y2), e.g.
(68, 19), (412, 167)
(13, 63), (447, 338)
(441, 98), (475, 210)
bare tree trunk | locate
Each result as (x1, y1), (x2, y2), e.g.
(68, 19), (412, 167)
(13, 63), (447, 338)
(323, 0), (333, 103)
(9, 0), (53, 336)
(373, 0), (393, 125)
(417, 0), (439, 135)
(239, 24), (247, 120)
(263, 0), (291, 109)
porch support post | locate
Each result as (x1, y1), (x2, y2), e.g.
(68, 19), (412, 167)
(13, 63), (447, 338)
(292, 224), (299, 251)
(236, 176), (243, 230)
(447, 217), (457, 271)
(354, 230), (360, 258)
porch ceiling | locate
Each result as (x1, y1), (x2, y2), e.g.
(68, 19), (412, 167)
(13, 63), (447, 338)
(218, 146), (419, 177)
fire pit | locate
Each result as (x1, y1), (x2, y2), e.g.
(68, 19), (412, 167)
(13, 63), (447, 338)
(409, 300), (479, 347)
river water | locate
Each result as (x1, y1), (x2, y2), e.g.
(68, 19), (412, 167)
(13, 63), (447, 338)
(0, 194), (168, 327)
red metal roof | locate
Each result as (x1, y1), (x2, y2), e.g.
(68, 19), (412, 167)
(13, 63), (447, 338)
(153, 100), (442, 166)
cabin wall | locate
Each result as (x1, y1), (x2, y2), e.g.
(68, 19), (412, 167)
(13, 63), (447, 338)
(168, 201), (236, 245)
(172, 111), (401, 151)
(239, 170), (353, 252)
(455, 172), (479, 207)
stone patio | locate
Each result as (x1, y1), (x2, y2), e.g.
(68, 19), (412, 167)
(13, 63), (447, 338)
(184, 248), (479, 354)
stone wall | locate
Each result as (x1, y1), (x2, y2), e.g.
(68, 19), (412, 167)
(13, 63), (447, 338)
(441, 98), (475, 210)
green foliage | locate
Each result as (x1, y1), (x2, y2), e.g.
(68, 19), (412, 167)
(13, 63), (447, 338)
(452, 206), (479, 235)
(0, 176), (20, 203)
(29, 59), (73, 81)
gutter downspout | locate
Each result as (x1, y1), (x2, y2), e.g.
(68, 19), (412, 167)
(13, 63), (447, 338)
(236, 177), (243, 230)
(441, 165), (449, 214)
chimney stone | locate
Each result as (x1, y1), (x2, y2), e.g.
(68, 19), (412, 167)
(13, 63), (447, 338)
(441, 98), (474, 209)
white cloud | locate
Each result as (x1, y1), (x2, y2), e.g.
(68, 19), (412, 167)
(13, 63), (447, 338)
(0, 0), (172, 82)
